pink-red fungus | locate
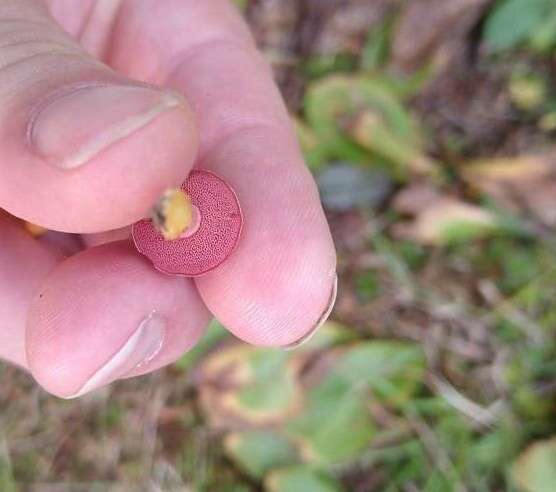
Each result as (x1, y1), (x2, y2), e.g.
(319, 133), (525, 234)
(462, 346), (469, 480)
(132, 170), (243, 277)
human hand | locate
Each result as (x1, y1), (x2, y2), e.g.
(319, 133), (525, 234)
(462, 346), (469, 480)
(0, 0), (336, 398)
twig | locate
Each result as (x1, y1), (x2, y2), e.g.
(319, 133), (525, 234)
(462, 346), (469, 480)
(141, 375), (170, 478)
(428, 374), (504, 427)
(478, 279), (545, 345)
(405, 406), (468, 492)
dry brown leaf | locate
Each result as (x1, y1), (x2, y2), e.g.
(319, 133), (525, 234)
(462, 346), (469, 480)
(392, 184), (500, 244)
(393, 199), (498, 244)
(461, 153), (556, 226)
(311, 0), (393, 55)
(391, 183), (443, 214)
(390, 0), (490, 73)
(462, 155), (553, 183)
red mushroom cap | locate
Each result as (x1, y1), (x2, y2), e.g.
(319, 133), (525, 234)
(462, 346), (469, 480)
(132, 170), (243, 277)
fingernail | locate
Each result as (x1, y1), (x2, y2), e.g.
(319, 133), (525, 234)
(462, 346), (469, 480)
(65, 312), (166, 399)
(284, 273), (338, 350)
(29, 84), (182, 170)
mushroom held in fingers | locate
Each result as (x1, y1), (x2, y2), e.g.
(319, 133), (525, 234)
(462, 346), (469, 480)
(133, 170), (243, 277)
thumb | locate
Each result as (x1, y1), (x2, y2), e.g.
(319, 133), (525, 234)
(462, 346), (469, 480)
(0, 0), (198, 233)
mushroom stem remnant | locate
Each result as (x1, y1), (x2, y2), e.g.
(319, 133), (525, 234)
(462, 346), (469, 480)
(151, 188), (194, 241)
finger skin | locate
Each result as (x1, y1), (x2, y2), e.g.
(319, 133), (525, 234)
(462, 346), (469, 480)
(26, 241), (210, 398)
(81, 226), (131, 248)
(0, 215), (61, 367)
(0, 0), (198, 233)
(108, 0), (337, 346)
(0, 80), (197, 233)
(47, 0), (96, 39)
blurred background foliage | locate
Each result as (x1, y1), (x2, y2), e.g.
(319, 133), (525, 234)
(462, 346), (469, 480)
(2, 0), (556, 490)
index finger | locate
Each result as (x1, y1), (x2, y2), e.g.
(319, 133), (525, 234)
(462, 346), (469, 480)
(110, 0), (337, 346)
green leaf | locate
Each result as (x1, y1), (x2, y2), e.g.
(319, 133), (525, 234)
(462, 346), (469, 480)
(287, 342), (425, 464)
(305, 75), (438, 180)
(100, 402), (124, 429)
(266, 466), (344, 492)
(297, 321), (357, 352)
(0, 440), (16, 492)
(501, 247), (540, 293)
(373, 440), (429, 487)
(174, 320), (229, 371)
(529, 11), (556, 51)
(440, 219), (503, 244)
(232, 0), (248, 12)
(395, 240), (427, 271)
(197, 345), (303, 427)
(302, 54), (358, 80)
(355, 271), (381, 301)
(288, 383), (376, 464)
(329, 342), (426, 404)
(423, 471), (453, 492)
(293, 117), (328, 170)
(225, 431), (298, 480)
(512, 437), (556, 492)
(238, 350), (297, 414)
(483, 0), (553, 52)
(361, 20), (392, 71)
(473, 425), (523, 470)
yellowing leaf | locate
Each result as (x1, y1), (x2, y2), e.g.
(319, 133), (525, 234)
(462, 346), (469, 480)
(461, 153), (556, 227)
(512, 437), (556, 492)
(305, 75), (437, 179)
(462, 155), (551, 183)
(393, 195), (502, 245)
(198, 346), (303, 427)
(197, 323), (357, 430)
(411, 200), (500, 244)
(350, 109), (439, 177)
(509, 75), (547, 111)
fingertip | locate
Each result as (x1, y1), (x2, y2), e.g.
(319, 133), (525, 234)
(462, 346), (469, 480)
(197, 254), (336, 347)
(0, 215), (61, 367)
(26, 241), (210, 398)
(194, 126), (337, 347)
